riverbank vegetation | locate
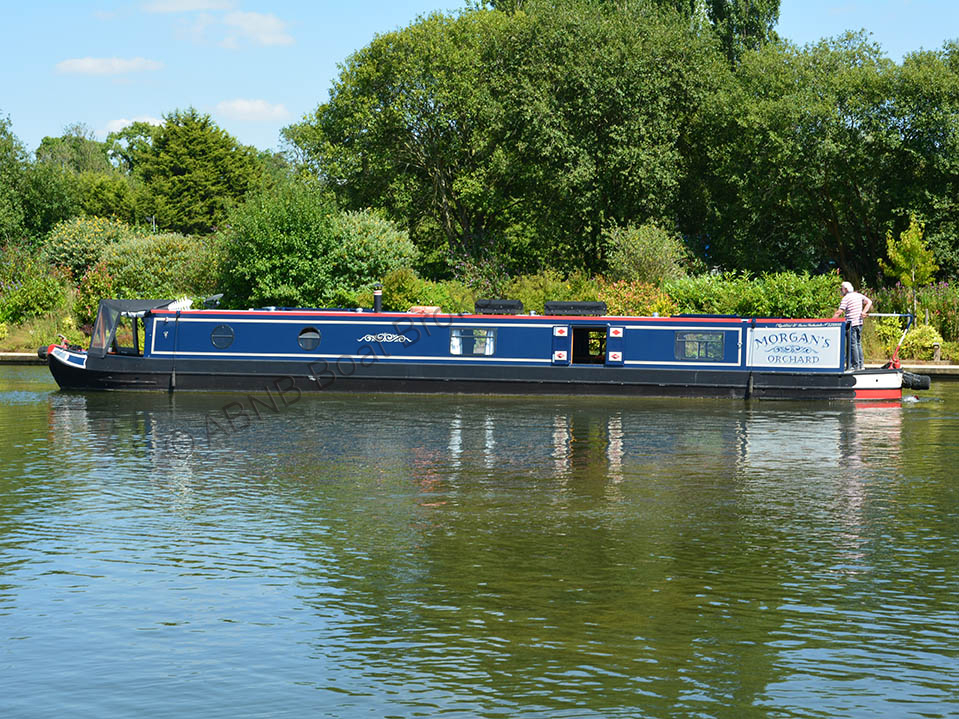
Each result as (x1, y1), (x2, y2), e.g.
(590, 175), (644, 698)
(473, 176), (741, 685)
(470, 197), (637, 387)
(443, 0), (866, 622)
(3, 0), (959, 362)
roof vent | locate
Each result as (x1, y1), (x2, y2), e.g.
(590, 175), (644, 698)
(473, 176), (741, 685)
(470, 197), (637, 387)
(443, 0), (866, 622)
(544, 301), (607, 316)
(475, 299), (524, 315)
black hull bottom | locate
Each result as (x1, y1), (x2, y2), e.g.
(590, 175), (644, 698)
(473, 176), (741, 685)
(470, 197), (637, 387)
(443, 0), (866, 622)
(49, 355), (862, 401)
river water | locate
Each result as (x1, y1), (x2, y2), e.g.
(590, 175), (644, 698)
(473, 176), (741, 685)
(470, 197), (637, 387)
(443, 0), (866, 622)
(1, 366), (957, 718)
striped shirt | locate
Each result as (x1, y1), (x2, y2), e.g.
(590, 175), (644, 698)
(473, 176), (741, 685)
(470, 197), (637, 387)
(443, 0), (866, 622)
(839, 292), (869, 326)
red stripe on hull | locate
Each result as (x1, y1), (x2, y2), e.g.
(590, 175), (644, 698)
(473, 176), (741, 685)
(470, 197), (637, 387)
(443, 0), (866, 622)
(855, 388), (902, 400)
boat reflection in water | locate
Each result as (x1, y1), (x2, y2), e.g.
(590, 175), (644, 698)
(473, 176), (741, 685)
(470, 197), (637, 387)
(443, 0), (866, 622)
(35, 387), (957, 718)
(47, 390), (907, 497)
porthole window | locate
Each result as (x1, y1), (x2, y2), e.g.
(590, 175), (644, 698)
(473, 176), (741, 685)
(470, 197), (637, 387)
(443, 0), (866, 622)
(211, 324), (234, 349)
(298, 327), (321, 351)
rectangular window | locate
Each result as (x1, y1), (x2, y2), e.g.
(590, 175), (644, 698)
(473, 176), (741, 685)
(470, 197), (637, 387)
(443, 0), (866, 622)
(450, 328), (496, 356)
(675, 331), (724, 362)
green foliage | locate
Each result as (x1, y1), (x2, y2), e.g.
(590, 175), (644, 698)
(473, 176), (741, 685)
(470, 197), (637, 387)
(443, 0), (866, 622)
(0, 321), (6, 342)
(941, 341), (959, 362)
(223, 179), (414, 308)
(1, 311), (86, 352)
(379, 268), (474, 312)
(44, 216), (130, 279)
(597, 279), (678, 317)
(137, 109), (260, 234)
(20, 162), (80, 238)
(101, 233), (223, 300)
(35, 124), (112, 173)
(452, 252), (512, 298)
(107, 121), (161, 174)
(871, 315), (905, 356)
(504, 270), (599, 314)
(0, 243), (69, 323)
(704, 0), (780, 63)
(916, 281), (959, 341)
(899, 323), (944, 360)
(880, 215), (939, 316)
(73, 261), (116, 326)
(0, 113), (26, 242)
(700, 34), (901, 277)
(328, 209), (418, 296)
(664, 271), (837, 317)
(75, 171), (141, 223)
(285, 4), (724, 272)
(604, 222), (689, 285)
(872, 280), (959, 342)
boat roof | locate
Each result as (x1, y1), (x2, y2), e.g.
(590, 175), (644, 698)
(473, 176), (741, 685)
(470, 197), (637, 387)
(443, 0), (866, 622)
(99, 299), (182, 317)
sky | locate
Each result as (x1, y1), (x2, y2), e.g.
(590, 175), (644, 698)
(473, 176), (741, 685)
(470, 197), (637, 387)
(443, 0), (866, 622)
(2, 1), (958, 156)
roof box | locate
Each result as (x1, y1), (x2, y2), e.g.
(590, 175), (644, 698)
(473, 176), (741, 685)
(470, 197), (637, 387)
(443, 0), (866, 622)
(475, 299), (525, 315)
(544, 301), (607, 316)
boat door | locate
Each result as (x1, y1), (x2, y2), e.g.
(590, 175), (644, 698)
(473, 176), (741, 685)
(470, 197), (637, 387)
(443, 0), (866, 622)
(571, 326), (607, 364)
(605, 325), (624, 365)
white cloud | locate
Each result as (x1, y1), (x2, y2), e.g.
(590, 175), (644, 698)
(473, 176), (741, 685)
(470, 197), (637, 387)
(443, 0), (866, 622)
(104, 116), (164, 134)
(143, 0), (233, 12)
(215, 99), (289, 122)
(221, 11), (294, 47)
(56, 57), (163, 75)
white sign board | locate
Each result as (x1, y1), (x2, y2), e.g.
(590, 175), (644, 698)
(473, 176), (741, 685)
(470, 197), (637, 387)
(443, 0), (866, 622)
(746, 324), (843, 370)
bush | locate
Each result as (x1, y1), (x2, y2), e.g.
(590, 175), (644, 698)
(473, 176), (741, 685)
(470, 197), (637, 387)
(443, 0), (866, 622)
(916, 281), (959, 342)
(0, 243), (69, 323)
(870, 315), (905, 356)
(452, 252), (512, 298)
(44, 216), (130, 279)
(2, 311), (87, 352)
(73, 260), (117, 326)
(504, 270), (599, 314)
(0, 321), (7, 342)
(102, 232), (224, 299)
(941, 341), (959, 362)
(604, 222), (689, 286)
(598, 279), (678, 317)
(899, 323), (944, 360)
(378, 268), (474, 313)
(872, 281), (959, 343)
(327, 209), (418, 301)
(223, 180), (415, 308)
(665, 271), (837, 318)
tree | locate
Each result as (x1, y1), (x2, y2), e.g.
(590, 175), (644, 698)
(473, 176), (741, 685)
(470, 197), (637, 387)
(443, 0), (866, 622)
(0, 113), (27, 242)
(35, 123), (112, 174)
(604, 222), (690, 285)
(704, 0), (780, 63)
(137, 109), (260, 234)
(696, 34), (904, 281)
(222, 178), (416, 307)
(107, 121), (161, 174)
(284, 3), (724, 273)
(20, 162), (79, 238)
(891, 42), (959, 277)
(488, 1), (780, 62)
(880, 215), (939, 317)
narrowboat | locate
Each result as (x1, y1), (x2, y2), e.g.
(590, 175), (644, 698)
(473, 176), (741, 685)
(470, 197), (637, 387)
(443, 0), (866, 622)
(40, 297), (931, 401)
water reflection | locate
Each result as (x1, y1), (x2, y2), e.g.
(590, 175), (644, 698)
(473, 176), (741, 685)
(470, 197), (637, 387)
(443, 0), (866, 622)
(1, 375), (956, 718)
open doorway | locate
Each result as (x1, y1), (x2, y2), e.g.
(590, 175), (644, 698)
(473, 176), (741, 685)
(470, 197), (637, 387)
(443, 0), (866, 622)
(572, 326), (606, 364)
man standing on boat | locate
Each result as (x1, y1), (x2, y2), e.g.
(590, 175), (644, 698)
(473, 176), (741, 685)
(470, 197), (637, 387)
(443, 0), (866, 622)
(834, 281), (873, 371)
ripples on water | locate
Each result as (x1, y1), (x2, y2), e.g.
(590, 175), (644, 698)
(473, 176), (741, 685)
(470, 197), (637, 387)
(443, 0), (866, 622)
(0, 367), (957, 718)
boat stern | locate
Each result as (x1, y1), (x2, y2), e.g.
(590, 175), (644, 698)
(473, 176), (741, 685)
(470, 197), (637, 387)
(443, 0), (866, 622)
(853, 368), (930, 400)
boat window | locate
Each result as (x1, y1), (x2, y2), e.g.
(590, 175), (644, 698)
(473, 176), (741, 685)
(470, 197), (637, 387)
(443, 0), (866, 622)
(90, 303), (120, 353)
(450, 328), (496, 356)
(298, 327), (321, 351)
(211, 324), (235, 349)
(675, 331), (724, 361)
